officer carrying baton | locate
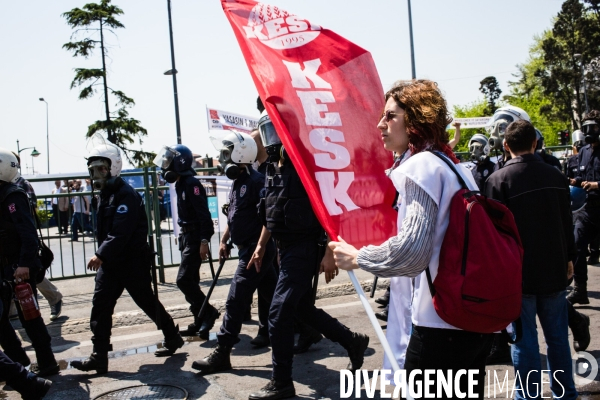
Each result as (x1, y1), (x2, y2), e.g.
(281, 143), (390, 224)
(206, 243), (216, 280)
(148, 238), (162, 330)
(370, 277), (378, 298)
(198, 240), (233, 321)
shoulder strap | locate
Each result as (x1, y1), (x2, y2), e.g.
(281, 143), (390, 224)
(0, 184), (27, 205)
(427, 150), (469, 190)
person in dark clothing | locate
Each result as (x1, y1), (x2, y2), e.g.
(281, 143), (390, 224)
(247, 110), (369, 400)
(0, 293), (52, 399)
(0, 148), (59, 379)
(251, 128), (324, 353)
(71, 139), (184, 374)
(192, 131), (278, 374)
(467, 133), (495, 191)
(154, 144), (217, 339)
(568, 110), (600, 305)
(485, 120), (577, 400)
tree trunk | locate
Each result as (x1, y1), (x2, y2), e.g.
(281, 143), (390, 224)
(99, 20), (113, 143)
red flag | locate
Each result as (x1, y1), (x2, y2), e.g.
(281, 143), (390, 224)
(222, 0), (397, 248)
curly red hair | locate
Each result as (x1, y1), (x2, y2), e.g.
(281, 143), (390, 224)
(385, 80), (459, 163)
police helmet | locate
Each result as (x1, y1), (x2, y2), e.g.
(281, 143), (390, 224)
(154, 144), (194, 176)
(572, 129), (584, 146)
(211, 131), (257, 165)
(0, 147), (19, 183)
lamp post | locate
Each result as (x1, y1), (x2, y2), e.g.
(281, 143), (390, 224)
(39, 98), (49, 173)
(574, 53), (589, 115)
(407, 0), (416, 79)
(16, 139), (41, 174)
(165, 0), (182, 144)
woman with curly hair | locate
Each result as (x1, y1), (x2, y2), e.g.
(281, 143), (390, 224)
(331, 80), (494, 398)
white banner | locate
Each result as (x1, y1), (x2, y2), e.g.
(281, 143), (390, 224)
(206, 106), (259, 134)
(448, 117), (492, 129)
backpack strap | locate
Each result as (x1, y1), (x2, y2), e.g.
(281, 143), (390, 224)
(427, 150), (470, 190)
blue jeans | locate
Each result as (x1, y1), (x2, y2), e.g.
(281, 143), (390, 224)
(511, 291), (577, 400)
(71, 212), (84, 240)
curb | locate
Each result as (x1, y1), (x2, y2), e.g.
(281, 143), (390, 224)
(42, 278), (390, 337)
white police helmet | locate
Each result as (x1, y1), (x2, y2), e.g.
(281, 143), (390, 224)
(0, 147), (19, 183)
(87, 134), (123, 177)
(211, 131), (258, 165)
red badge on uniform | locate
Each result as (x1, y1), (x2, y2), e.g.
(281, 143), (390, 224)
(194, 186), (200, 196)
(8, 203), (16, 213)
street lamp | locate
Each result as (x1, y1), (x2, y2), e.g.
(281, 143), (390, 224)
(574, 53), (589, 115)
(39, 98), (49, 174)
(165, 0), (182, 145)
(407, 0), (416, 79)
(16, 139), (41, 174)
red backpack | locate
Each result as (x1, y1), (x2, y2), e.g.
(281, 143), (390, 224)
(425, 152), (523, 334)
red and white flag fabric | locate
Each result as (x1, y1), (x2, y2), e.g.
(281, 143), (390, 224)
(221, 0), (397, 248)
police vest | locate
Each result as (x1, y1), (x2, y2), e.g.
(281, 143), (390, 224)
(0, 184), (28, 260)
(261, 161), (321, 242)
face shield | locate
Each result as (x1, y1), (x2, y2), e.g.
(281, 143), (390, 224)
(258, 111), (282, 158)
(153, 146), (180, 170)
(488, 118), (510, 151)
(88, 159), (111, 190)
(211, 136), (241, 180)
(583, 120), (600, 144)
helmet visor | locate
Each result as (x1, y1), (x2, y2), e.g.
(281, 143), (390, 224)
(582, 121), (599, 135)
(153, 146), (180, 169)
(259, 119), (281, 147)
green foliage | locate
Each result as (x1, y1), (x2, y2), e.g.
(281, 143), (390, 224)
(479, 76), (502, 115)
(36, 200), (52, 224)
(63, 0), (150, 168)
(452, 99), (488, 152)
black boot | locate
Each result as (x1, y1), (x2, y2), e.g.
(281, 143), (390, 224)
(199, 307), (221, 340)
(375, 287), (390, 306)
(191, 344), (232, 375)
(71, 352), (108, 374)
(345, 332), (370, 372)
(486, 334), (512, 365)
(588, 252), (600, 265)
(293, 324), (323, 354)
(375, 308), (388, 322)
(567, 283), (590, 305)
(248, 379), (296, 400)
(250, 333), (270, 348)
(155, 328), (185, 357)
(14, 375), (52, 400)
(571, 313), (591, 352)
(29, 359), (60, 378)
(179, 322), (201, 337)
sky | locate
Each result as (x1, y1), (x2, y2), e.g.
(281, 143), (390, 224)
(1, 0), (566, 175)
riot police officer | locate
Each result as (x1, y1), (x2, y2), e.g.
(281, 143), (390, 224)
(565, 130), (585, 179)
(71, 138), (184, 373)
(568, 110), (600, 304)
(535, 129), (562, 170)
(191, 131), (278, 375)
(0, 288), (51, 399)
(0, 148), (59, 378)
(467, 133), (495, 191)
(247, 111), (369, 400)
(154, 144), (217, 339)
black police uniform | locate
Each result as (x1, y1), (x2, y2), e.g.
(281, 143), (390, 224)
(217, 167), (277, 346)
(175, 174), (215, 326)
(469, 158), (495, 192)
(571, 144), (600, 290)
(89, 177), (180, 355)
(565, 154), (579, 179)
(261, 160), (356, 382)
(0, 183), (57, 372)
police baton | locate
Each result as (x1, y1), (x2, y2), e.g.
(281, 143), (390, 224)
(370, 276), (378, 298)
(198, 241), (232, 321)
(206, 243), (216, 280)
(148, 239), (162, 330)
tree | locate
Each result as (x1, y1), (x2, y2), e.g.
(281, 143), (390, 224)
(63, 0), (153, 167)
(479, 76), (502, 115)
(451, 99), (488, 153)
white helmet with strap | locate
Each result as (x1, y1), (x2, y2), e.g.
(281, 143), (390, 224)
(0, 147), (19, 183)
(87, 140), (123, 177)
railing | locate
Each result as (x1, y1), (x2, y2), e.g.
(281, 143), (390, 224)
(29, 167), (222, 282)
